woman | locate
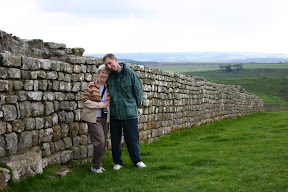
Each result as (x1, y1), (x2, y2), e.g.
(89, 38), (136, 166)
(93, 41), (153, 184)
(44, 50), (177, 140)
(82, 64), (111, 173)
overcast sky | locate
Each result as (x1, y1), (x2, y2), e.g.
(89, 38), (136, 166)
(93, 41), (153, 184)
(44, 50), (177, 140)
(1, 0), (288, 54)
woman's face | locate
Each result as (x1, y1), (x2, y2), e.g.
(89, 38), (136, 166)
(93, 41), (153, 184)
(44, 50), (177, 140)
(98, 70), (109, 82)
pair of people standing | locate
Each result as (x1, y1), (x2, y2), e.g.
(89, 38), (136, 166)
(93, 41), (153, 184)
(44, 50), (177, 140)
(82, 53), (146, 173)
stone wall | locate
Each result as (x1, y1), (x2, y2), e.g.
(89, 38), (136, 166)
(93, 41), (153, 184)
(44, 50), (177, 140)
(0, 30), (264, 180)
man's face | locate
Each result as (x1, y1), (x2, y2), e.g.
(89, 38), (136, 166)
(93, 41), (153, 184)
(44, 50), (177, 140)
(104, 57), (118, 71)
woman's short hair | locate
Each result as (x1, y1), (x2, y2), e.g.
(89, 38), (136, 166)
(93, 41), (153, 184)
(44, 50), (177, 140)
(96, 64), (110, 74)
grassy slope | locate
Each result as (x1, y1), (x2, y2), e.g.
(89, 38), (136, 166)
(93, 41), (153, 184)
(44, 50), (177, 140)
(8, 112), (288, 192)
(209, 78), (288, 106)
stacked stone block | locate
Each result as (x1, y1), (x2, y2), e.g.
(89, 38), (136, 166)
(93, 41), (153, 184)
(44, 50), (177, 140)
(0, 30), (264, 181)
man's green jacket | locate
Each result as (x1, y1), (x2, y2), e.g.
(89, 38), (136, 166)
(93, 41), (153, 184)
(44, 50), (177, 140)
(107, 64), (143, 120)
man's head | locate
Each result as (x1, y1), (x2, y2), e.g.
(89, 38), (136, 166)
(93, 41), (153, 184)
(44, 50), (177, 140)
(103, 53), (120, 72)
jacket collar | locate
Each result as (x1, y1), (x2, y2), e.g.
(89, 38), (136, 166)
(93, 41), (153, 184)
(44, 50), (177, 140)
(113, 63), (127, 78)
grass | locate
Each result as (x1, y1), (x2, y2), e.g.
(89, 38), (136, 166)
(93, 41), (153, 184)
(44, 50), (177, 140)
(209, 78), (288, 107)
(183, 68), (288, 79)
(7, 111), (288, 192)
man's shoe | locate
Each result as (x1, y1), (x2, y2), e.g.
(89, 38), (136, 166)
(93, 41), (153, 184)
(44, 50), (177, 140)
(91, 167), (103, 173)
(113, 164), (122, 170)
(136, 161), (146, 168)
(100, 167), (106, 171)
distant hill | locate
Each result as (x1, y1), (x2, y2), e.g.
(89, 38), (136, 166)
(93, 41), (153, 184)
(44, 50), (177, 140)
(86, 52), (288, 63)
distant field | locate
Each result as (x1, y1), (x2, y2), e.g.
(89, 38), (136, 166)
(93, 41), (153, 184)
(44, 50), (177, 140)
(150, 63), (288, 73)
(184, 68), (288, 79)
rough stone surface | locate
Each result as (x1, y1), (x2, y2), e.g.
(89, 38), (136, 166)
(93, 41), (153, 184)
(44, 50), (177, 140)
(60, 150), (73, 164)
(2, 105), (17, 121)
(18, 131), (32, 151)
(4, 132), (18, 155)
(1, 151), (43, 181)
(0, 167), (10, 190)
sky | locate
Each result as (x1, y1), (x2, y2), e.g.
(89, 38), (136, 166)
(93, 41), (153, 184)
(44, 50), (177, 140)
(1, 0), (288, 54)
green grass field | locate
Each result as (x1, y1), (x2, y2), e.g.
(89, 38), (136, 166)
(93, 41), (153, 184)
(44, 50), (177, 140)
(151, 63), (288, 74)
(7, 111), (288, 192)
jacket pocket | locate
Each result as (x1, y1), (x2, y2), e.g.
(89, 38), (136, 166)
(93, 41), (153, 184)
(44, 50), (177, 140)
(124, 102), (137, 118)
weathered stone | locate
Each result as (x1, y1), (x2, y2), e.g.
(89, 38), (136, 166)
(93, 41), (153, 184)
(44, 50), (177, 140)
(44, 116), (53, 128)
(35, 117), (44, 129)
(74, 109), (81, 121)
(16, 91), (27, 101)
(79, 123), (88, 135)
(40, 128), (53, 143)
(0, 67), (8, 79)
(60, 150), (73, 164)
(18, 131), (32, 151)
(72, 136), (80, 146)
(52, 50), (65, 57)
(58, 111), (66, 123)
(22, 56), (39, 70)
(31, 102), (44, 116)
(55, 92), (65, 101)
(87, 144), (93, 157)
(80, 145), (87, 159)
(31, 130), (38, 146)
(0, 167), (10, 190)
(44, 42), (66, 49)
(38, 80), (48, 91)
(43, 92), (55, 101)
(49, 142), (55, 154)
(46, 71), (58, 80)
(42, 142), (51, 156)
(0, 52), (21, 67)
(0, 80), (9, 91)
(24, 118), (36, 130)
(12, 120), (25, 132)
(21, 71), (31, 79)
(0, 147), (5, 158)
(48, 152), (61, 165)
(65, 111), (74, 123)
(13, 81), (24, 90)
(51, 101), (58, 111)
(18, 101), (32, 118)
(39, 59), (51, 70)
(51, 61), (61, 71)
(27, 91), (43, 101)
(24, 80), (33, 90)
(72, 82), (81, 92)
(6, 124), (12, 133)
(63, 137), (72, 149)
(52, 125), (61, 141)
(1, 151), (43, 181)
(72, 147), (80, 159)
(8, 68), (21, 79)
(2, 105), (17, 121)
(60, 123), (69, 138)
(4, 132), (18, 155)
(69, 122), (79, 137)
(79, 135), (88, 145)
(54, 140), (65, 151)
(0, 121), (6, 134)
(52, 113), (58, 126)
(5, 95), (17, 104)
(45, 102), (54, 115)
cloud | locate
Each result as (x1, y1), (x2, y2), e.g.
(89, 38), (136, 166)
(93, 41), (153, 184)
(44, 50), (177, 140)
(1, 0), (288, 54)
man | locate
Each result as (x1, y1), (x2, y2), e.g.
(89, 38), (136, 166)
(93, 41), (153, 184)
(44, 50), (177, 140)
(103, 53), (146, 170)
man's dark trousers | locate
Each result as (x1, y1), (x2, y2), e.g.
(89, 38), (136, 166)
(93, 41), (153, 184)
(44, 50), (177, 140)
(110, 118), (142, 165)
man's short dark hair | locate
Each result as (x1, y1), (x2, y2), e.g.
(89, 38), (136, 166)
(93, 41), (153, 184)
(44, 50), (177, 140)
(103, 53), (115, 62)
